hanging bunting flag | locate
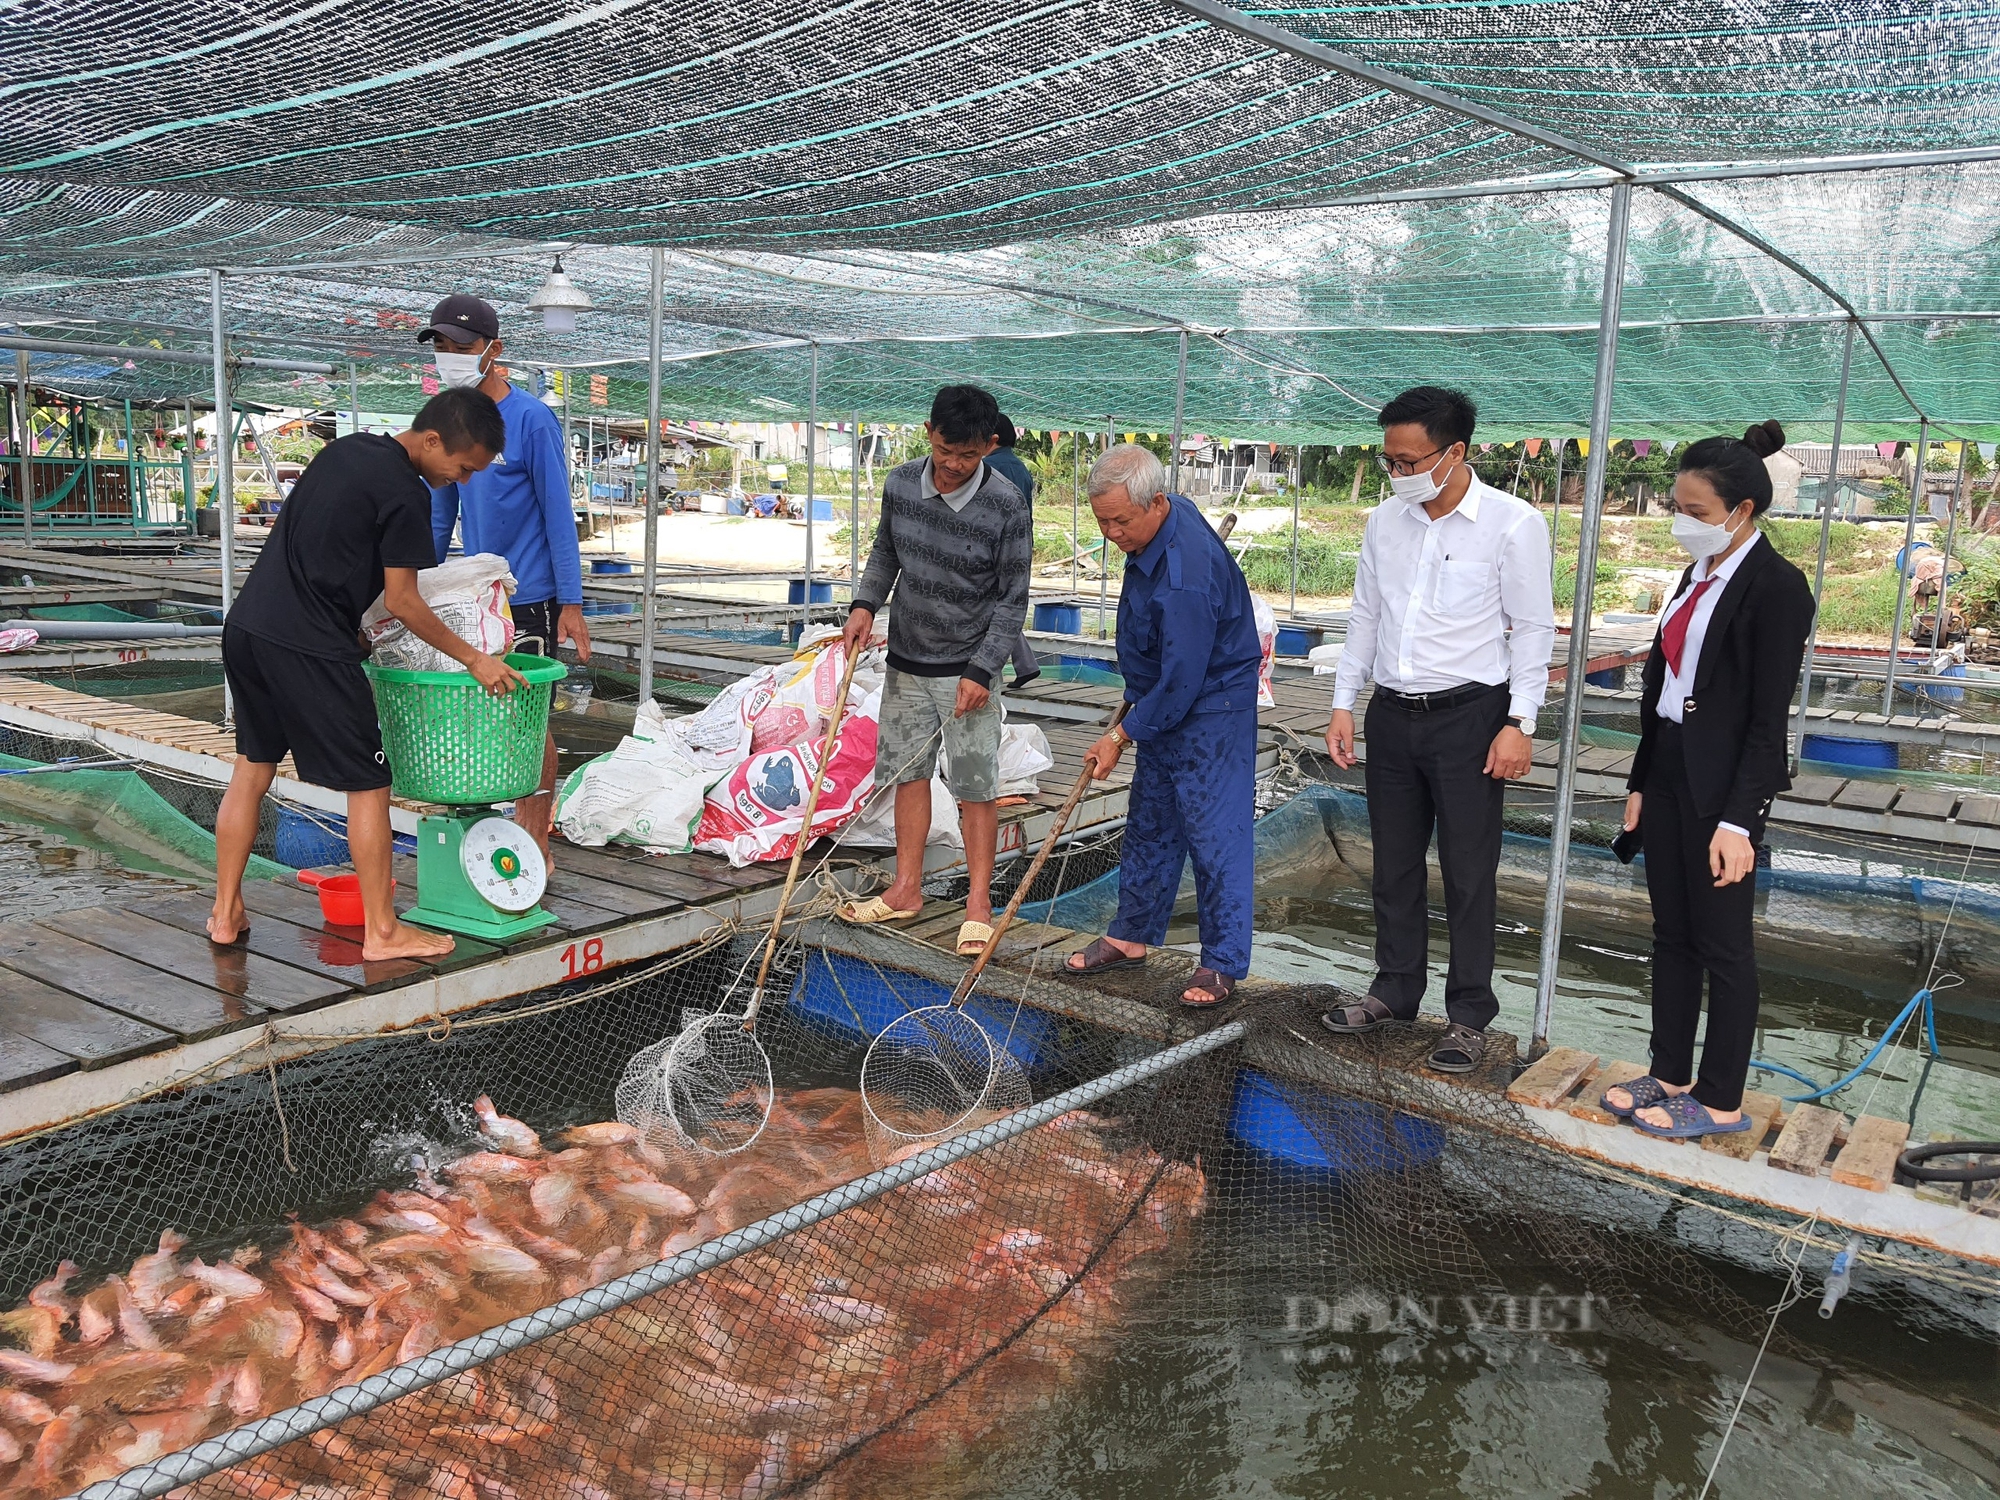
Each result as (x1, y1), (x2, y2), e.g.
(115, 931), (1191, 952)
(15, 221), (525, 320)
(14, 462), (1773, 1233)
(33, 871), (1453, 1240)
(589, 373), (608, 407)
(1124, 432), (1137, 443)
(1633, 439), (1651, 456)
(1526, 439), (1543, 457)
(1577, 438), (1590, 457)
(1877, 441), (1898, 458)
(1663, 439), (1677, 455)
(1981, 443), (1997, 463)
(421, 374), (439, 396)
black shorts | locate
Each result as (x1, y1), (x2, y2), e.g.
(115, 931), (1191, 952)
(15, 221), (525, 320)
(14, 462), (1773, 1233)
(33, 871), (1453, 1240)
(223, 627), (391, 792)
(511, 599), (558, 657)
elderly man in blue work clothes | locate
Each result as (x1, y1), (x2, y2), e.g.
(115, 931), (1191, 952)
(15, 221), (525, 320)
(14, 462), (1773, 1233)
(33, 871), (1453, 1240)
(1065, 444), (1263, 1008)
(420, 294), (590, 864)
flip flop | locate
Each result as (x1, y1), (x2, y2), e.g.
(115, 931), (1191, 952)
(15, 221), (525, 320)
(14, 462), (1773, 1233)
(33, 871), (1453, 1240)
(1066, 937), (1146, 974)
(1630, 1093), (1752, 1140)
(955, 921), (994, 958)
(1600, 1075), (1672, 1119)
(836, 895), (923, 925)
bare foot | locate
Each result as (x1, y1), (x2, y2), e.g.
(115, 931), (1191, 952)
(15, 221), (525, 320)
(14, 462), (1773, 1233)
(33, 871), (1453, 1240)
(878, 880), (925, 914)
(515, 794), (554, 868)
(363, 921), (457, 962)
(205, 904), (249, 945)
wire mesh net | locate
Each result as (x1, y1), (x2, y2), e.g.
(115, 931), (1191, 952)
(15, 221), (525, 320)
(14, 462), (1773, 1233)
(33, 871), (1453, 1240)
(0, 765), (1993, 1500)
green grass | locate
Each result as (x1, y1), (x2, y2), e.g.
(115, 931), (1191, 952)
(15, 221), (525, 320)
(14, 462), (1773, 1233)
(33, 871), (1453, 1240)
(1760, 517), (1863, 569)
(1814, 568), (1904, 635)
(1235, 531), (1357, 597)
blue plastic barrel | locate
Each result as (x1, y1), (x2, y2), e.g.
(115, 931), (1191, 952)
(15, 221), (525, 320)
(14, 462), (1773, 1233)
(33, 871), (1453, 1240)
(809, 498), (834, 521)
(1933, 661), (1967, 704)
(590, 557), (633, 575)
(787, 951), (1061, 1072)
(1228, 1068), (1445, 1174)
(787, 580), (835, 604)
(1585, 665), (1626, 689)
(726, 496), (746, 516)
(1033, 602), (1083, 634)
(274, 808), (416, 867)
(1275, 624), (1324, 657)
(1801, 733), (1899, 770)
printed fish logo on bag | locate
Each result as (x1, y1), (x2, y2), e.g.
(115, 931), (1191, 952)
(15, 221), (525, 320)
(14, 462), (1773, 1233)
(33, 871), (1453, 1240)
(750, 755), (801, 811)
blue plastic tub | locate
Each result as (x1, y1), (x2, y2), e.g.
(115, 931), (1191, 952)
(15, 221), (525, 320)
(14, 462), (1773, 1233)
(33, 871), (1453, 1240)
(1800, 733), (1899, 770)
(787, 951), (1062, 1071)
(787, 579), (835, 604)
(590, 557), (633, 574)
(274, 807), (416, 867)
(726, 496), (746, 516)
(809, 498), (834, 521)
(1274, 624), (1323, 657)
(1585, 665), (1626, 689)
(1033, 602), (1083, 634)
(1228, 1067), (1446, 1174)
(1932, 660), (1967, 704)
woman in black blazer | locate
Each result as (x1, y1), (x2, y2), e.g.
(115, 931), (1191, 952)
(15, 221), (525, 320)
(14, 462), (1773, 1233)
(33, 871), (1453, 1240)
(1601, 422), (1815, 1139)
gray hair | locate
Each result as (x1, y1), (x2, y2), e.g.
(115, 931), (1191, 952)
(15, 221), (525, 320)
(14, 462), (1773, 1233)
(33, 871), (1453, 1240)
(1087, 443), (1166, 510)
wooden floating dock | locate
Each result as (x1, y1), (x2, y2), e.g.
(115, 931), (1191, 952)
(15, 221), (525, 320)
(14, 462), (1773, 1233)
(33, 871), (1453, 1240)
(807, 916), (2000, 1272)
(0, 683), (1139, 1141)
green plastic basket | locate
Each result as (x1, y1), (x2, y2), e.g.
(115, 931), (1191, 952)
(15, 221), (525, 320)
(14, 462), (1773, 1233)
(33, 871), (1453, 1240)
(364, 653), (567, 804)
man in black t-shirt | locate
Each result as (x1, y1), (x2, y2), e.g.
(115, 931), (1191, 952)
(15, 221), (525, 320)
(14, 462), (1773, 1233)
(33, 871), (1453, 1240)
(211, 388), (524, 961)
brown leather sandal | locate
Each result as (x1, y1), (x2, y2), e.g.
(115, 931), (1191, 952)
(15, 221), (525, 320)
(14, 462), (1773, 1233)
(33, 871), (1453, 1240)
(1066, 937), (1146, 974)
(1320, 994), (1405, 1034)
(1180, 968), (1236, 1008)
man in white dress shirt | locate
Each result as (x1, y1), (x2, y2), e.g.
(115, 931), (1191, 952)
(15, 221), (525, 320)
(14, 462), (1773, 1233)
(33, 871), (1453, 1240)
(1321, 387), (1556, 1073)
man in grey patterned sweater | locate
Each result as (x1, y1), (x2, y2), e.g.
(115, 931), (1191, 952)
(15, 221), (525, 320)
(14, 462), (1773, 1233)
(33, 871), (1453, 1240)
(838, 385), (1033, 957)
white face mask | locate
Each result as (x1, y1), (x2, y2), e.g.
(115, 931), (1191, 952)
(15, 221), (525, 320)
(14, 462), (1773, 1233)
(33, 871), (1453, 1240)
(1671, 508), (1745, 561)
(432, 348), (487, 389)
(1387, 449), (1459, 508)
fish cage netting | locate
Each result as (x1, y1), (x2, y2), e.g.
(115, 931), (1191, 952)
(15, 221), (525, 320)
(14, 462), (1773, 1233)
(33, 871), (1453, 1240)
(0, 813), (1994, 1500)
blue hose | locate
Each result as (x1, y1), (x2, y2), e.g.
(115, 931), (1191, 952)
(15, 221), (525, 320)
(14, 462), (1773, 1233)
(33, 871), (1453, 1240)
(1751, 988), (1938, 1103)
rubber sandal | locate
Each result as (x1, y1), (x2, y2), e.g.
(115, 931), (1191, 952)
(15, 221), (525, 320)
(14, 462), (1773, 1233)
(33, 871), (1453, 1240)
(1066, 937), (1146, 974)
(1631, 1093), (1752, 1140)
(836, 895), (923, 925)
(955, 920), (994, 958)
(1180, 968), (1236, 1008)
(1320, 994), (1404, 1035)
(1426, 1023), (1487, 1075)
(1600, 1075), (1672, 1119)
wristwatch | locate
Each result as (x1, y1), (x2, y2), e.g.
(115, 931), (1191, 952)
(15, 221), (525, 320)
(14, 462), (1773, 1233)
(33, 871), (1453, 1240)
(1513, 716), (1535, 737)
(1112, 724), (1132, 747)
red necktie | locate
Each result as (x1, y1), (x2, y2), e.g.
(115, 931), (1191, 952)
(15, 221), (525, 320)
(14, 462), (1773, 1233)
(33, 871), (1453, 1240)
(1661, 577), (1717, 676)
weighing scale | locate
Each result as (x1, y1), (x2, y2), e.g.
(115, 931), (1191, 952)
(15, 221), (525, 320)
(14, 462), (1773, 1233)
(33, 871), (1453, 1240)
(403, 808), (557, 941)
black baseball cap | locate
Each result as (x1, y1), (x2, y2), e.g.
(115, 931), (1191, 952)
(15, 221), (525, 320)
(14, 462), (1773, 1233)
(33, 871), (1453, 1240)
(418, 294), (500, 345)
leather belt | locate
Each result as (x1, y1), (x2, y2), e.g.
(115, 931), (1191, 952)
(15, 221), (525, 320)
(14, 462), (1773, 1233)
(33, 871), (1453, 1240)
(1375, 682), (1504, 713)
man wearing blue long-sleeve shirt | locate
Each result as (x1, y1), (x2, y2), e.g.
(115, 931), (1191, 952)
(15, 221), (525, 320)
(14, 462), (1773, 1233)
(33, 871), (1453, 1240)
(420, 294), (590, 860)
(1065, 444), (1262, 1007)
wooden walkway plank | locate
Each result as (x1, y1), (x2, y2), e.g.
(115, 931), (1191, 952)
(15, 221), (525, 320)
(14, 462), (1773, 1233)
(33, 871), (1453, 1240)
(1769, 1102), (1845, 1176)
(539, 867), (679, 919)
(38, 907), (352, 1014)
(1506, 1046), (1598, 1109)
(129, 893), (430, 993)
(1831, 1114), (1912, 1192)
(235, 879), (505, 975)
(1702, 1090), (1787, 1161)
(0, 964), (176, 1068)
(549, 844), (735, 904)
(0, 919), (267, 1040)
(0, 1029), (76, 1090)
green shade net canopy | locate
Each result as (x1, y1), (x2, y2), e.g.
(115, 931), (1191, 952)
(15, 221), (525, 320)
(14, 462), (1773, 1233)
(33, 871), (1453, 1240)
(0, 2), (1996, 434)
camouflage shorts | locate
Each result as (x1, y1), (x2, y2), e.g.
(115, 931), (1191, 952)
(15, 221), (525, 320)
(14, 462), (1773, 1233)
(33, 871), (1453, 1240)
(875, 668), (1002, 804)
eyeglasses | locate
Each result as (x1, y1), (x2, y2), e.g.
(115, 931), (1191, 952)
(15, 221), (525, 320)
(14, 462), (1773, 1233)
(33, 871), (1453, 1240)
(1375, 445), (1449, 478)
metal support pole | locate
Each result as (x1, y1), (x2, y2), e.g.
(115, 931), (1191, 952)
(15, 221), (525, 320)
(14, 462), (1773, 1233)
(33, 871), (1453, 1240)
(1883, 423), (1943, 713)
(14, 350), (30, 543)
(1935, 451), (1964, 652)
(1289, 446), (1301, 615)
(181, 395), (195, 526)
(209, 270), (234, 721)
(1099, 427), (1112, 637)
(1792, 321), (1859, 764)
(849, 409), (861, 592)
(1168, 329), (1188, 492)
(1548, 440), (1565, 588)
(638, 248), (664, 705)
(802, 343), (819, 641)
(1070, 432), (1080, 595)
(1531, 180), (1632, 1058)
(348, 362), (360, 437)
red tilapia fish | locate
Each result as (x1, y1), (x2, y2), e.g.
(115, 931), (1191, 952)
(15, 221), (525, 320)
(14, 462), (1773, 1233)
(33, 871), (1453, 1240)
(0, 1091), (1202, 1500)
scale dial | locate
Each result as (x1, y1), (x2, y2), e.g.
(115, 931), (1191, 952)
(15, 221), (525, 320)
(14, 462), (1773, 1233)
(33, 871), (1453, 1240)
(459, 817), (548, 912)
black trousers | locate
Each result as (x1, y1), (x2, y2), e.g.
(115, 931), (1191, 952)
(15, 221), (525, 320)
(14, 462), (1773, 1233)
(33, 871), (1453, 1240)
(1640, 721), (1759, 1112)
(1363, 685), (1509, 1030)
